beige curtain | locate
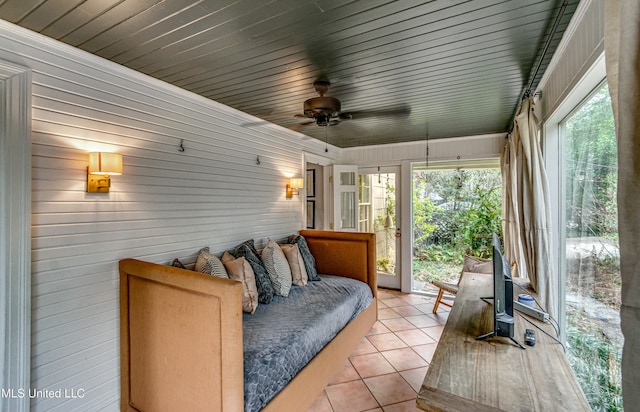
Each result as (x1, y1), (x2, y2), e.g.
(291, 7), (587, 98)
(605, 0), (640, 408)
(500, 135), (527, 280)
(500, 97), (557, 318)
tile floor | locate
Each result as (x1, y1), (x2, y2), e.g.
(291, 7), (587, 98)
(307, 288), (450, 412)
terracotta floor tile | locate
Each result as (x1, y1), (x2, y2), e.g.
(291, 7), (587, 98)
(404, 314), (441, 328)
(367, 321), (391, 336)
(380, 317), (416, 332)
(391, 305), (424, 317)
(379, 297), (407, 308)
(350, 352), (396, 378)
(364, 372), (417, 406)
(381, 347), (428, 371)
(378, 290), (399, 300)
(399, 294), (433, 305)
(320, 288), (444, 411)
(422, 325), (444, 341)
(399, 367), (428, 392)
(329, 359), (361, 385)
(412, 343), (438, 363)
(324, 380), (380, 412)
(381, 399), (422, 412)
(412, 303), (437, 314)
(432, 311), (450, 324)
(351, 337), (378, 356)
(366, 332), (408, 352)
(308, 390), (333, 412)
(378, 308), (402, 320)
(394, 329), (436, 347)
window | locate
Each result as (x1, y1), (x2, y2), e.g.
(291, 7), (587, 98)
(560, 82), (622, 410)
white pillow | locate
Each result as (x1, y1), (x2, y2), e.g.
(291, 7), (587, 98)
(280, 244), (308, 286)
(260, 239), (292, 296)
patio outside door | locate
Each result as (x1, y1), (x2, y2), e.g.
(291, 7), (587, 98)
(358, 167), (401, 289)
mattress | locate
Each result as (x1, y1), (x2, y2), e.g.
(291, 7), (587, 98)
(242, 274), (373, 412)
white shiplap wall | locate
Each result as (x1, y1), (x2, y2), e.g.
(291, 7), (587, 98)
(340, 133), (505, 166)
(0, 20), (337, 411)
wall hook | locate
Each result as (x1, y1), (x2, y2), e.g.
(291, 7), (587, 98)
(178, 139), (185, 152)
(256, 155), (261, 165)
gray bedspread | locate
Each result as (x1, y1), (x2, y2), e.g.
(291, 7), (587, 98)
(242, 274), (373, 412)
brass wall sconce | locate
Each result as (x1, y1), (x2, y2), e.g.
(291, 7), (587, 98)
(87, 152), (123, 193)
(286, 177), (304, 199)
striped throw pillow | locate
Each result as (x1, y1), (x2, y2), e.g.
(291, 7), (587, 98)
(260, 239), (292, 296)
(195, 247), (229, 278)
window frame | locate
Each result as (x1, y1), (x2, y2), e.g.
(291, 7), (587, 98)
(542, 53), (607, 342)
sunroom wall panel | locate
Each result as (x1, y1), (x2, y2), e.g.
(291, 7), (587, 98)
(0, 19), (337, 411)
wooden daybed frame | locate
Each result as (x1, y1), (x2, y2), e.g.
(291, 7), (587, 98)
(120, 230), (378, 412)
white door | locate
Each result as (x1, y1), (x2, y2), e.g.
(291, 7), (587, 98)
(331, 165), (358, 231)
(358, 167), (401, 289)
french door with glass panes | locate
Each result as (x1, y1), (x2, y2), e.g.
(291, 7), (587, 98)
(331, 165), (359, 232)
(358, 166), (401, 289)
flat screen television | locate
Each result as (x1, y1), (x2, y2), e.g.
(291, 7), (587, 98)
(476, 233), (525, 349)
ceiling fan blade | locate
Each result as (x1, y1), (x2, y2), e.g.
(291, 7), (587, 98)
(289, 123), (314, 132)
(343, 105), (411, 120)
(240, 120), (271, 127)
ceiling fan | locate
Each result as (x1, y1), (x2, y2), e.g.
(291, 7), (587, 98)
(295, 79), (411, 127)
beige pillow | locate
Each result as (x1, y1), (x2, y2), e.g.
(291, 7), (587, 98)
(260, 239), (292, 296)
(462, 255), (493, 274)
(221, 251), (258, 314)
(280, 244), (308, 286)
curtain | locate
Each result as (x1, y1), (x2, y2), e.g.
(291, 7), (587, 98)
(500, 97), (557, 318)
(500, 133), (527, 280)
(605, 0), (640, 408)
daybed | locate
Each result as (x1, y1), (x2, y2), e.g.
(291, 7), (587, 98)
(119, 230), (378, 412)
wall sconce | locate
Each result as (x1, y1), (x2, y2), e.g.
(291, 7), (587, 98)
(286, 177), (304, 199)
(87, 152), (123, 193)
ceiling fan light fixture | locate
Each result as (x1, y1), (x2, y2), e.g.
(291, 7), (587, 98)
(303, 96), (341, 118)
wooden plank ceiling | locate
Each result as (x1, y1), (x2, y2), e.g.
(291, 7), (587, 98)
(0, 0), (578, 148)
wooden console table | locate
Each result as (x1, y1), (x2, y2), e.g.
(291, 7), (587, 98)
(417, 272), (589, 411)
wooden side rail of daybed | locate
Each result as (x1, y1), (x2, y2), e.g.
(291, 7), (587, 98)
(120, 230), (377, 412)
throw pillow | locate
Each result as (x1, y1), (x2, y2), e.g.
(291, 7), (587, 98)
(288, 234), (320, 281)
(171, 258), (187, 269)
(280, 244), (308, 286)
(462, 255), (493, 274)
(221, 251), (258, 314)
(234, 240), (274, 304)
(261, 239), (292, 296)
(195, 247), (229, 278)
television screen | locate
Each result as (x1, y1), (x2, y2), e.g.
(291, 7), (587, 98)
(476, 233), (524, 348)
(492, 233), (506, 316)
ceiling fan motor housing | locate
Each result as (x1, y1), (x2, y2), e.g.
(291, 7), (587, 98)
(303, 96), (341, 118)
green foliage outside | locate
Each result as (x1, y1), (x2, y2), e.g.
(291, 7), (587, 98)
(412, 168), (502, 286)
(564, 83), (622, 411)
(566, 311), (623, 411)
(565, 84), (618, 239)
